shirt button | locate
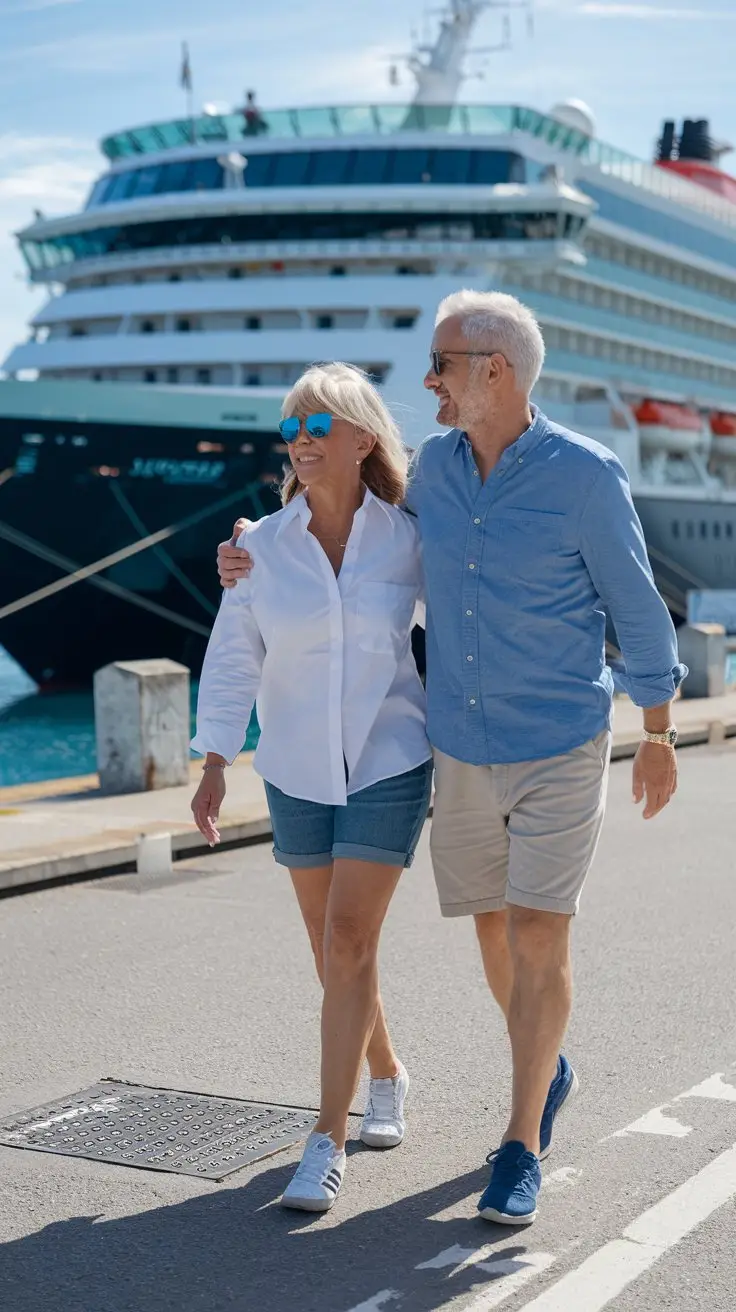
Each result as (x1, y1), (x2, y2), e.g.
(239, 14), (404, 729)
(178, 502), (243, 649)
(468, 563), (475, 570)
(466, 609), (473, 616)
(473, 517), (481, 525)
(469, 698), (476, 706)
(466, 654), (473, 662)
(473, 470), (479, 477)
(518, 456), (524, 464)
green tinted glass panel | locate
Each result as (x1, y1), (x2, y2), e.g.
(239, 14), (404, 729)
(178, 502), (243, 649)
(295, 107), (338, 138)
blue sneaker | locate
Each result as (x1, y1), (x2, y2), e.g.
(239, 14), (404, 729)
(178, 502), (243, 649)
(477, 1141), (541, 1225)
(539, 1054), (579, 1160)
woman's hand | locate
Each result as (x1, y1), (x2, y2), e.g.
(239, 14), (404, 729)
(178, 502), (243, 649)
(218, 518), (254, 588)
(191, 766), (226, 846)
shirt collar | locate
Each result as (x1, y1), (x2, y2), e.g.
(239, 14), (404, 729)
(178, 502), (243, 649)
(452, 404), (547, 460)
(273, 485), (392, 539)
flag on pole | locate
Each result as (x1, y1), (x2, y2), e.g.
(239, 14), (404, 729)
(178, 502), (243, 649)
(180, 42), (192, 92)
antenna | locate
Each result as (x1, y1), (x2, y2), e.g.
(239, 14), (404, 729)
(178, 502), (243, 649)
(390, 1), (534, 106)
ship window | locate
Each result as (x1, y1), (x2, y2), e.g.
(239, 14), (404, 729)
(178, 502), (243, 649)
(176, 318), (192, 332)
(393, 315), (415, 329)
(316, 314), (334, 329)
(241, 153), (274, 187)
(726, 523), (733, 539)
(246, 372), (260, 385)
(671, 521), (680, 539)
(70, 325), (87, 337)
(144, 369), (157, 383)
(700, 522), (708, 539)
(389, 149), (432, 184)
(471, 150), (524, 185)
(129, 166), (159, 198)
(228, 267), (243, 279)
(197, 368), (211, 385)
(713, 522), (721, 539)
(271, 151), (313, 187)
(158, 160), (192, 192)
(105, 170), (135, 203)
(310, 150), (353, 186)
(188, 158), (224, 191)
(331, 266), (346, 276)
(352, 150), (390, 185)
(246, 316), (262, 330)
(431, 150), (472, 185)
(167, 367), (179, 383)
(686, 522), (694, 539)
(168, 272), (181, 281)
(141, 320), (156, 333)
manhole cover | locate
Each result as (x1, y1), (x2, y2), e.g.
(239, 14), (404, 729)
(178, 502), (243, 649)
(0, 1081), (316, 1179)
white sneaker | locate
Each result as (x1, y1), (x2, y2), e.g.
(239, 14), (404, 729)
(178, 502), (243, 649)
(360, 1063), (409, 1148)
(281, 1132), (346, 1212)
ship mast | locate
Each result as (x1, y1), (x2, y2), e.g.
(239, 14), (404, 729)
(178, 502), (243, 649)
(404, 1), (531, 107)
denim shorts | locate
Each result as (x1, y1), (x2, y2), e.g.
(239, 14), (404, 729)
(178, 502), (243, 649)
(265, 759), (433, 869)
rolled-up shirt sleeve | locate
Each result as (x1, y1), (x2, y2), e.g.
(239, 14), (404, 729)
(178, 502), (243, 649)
(191, 571), (266, 764)
(579, 456), (688, 706)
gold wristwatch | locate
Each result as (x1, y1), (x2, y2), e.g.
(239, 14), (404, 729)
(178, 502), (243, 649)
(642, 727), (678, 746)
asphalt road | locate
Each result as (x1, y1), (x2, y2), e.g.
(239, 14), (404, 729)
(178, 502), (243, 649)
(1, 742), (736, 1312)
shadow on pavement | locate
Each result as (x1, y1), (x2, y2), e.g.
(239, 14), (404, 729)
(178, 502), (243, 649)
(1, 1153), (536, 1312)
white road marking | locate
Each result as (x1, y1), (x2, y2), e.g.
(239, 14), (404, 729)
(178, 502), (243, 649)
(513, 1142), (736, 1311)
(417, 1243), (492, 1271)
(459, 1252), (557, 1310)
(544, 1166), (582, 1193)
(608, 1104), (692, 1139)
(345, 1291), (401, 1312)
(676, 1072), (736, 1103)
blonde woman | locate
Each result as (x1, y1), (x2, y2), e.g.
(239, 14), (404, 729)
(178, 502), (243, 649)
(190, 363), (432, 1212)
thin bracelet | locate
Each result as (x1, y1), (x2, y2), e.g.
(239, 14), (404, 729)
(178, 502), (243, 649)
(202, 762), (226, 772)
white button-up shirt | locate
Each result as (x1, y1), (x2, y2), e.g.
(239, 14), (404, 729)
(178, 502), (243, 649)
(192, 489), (430, 805)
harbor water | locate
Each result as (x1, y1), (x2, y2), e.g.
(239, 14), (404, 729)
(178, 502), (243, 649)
(0, 648), (260, 787)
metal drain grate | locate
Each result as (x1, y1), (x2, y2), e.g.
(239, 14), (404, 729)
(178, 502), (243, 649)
(0, 1081), (316, 1179)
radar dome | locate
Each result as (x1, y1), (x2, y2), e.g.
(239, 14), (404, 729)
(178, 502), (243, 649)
(549, 100), (596, 138)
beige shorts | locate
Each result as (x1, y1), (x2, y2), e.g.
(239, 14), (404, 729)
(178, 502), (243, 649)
(430, 731), (611, 918)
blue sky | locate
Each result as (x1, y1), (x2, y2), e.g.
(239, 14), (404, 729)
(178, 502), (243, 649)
(0, 0), (734, 360)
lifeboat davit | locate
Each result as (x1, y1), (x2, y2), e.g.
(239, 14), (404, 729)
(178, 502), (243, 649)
(710, 412), (736, 462)
(634, 400), (709, 457)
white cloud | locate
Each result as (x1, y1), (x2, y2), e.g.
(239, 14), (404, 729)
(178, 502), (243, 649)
(0, 133), (97, 363)
(578, 3), (736, 15)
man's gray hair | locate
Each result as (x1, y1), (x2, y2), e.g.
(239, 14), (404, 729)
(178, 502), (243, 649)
(435, 289), (545, 397)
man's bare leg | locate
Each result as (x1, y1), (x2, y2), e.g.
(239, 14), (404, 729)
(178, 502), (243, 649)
(502, 906), (573, 1155)
(474, 908), (513, 1019)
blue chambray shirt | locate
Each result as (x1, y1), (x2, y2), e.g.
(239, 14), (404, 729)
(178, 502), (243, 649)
(407, 406), (687, 765)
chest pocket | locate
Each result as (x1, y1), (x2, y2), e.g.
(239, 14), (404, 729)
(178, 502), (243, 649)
(356, 582), (417, 655)
(494, 509), (564, 581)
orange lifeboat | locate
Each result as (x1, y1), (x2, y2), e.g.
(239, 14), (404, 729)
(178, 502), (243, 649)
(634, 400), (707, 457)
(709, 412), (736, 462)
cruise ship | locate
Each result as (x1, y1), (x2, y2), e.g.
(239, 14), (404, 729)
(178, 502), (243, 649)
(1, 0), (736, 686)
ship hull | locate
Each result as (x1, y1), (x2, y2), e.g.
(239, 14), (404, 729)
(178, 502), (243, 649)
(0, 407), (283, 686)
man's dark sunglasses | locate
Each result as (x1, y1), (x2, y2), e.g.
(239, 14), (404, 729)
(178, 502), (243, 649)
(430, 349), (506, 376)
(279, 412), (333, 442)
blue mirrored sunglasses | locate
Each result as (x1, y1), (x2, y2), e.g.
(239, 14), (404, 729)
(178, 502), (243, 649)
(279, 412), (333, 442)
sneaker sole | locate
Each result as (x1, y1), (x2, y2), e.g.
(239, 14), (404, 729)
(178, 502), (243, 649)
(478, 1204), (537, 1225)
(539, 1068), (579, 1162)
(359, 1127), (405, 1149)
(280, 1194), (337, 1213)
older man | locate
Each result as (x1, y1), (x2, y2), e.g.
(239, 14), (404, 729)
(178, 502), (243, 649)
(217, 290), (685, 1225)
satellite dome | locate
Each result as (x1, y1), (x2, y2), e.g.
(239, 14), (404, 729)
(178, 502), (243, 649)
(549, 100), (596, 138)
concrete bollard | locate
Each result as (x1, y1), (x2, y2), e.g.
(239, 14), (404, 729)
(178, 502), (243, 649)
(677, 624), (726, 700)
(94, 658), (190, 793)
(136, 832), (173, 878)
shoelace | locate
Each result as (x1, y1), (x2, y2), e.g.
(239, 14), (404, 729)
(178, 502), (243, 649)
(293, 1139), (337, 1186)
(485, 1145), (538, 1189)
(367, 1077), (398, 1124)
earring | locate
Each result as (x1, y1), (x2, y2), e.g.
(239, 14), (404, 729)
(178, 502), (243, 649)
(356, 459), (361, 466)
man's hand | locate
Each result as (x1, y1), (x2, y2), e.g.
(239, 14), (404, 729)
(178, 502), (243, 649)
(632, 741), (678, 819)
(218, 517), (254, 588)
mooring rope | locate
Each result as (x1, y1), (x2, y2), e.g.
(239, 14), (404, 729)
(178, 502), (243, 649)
(108, 479), (218, 618)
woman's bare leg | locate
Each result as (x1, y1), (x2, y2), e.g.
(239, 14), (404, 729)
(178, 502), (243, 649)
(289, 866), (399, 1079)
(313, 858), (403, 1149)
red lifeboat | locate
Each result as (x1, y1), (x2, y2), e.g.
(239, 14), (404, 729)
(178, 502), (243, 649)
(634, 400), (707, 456)
(709, 412), (736, 462)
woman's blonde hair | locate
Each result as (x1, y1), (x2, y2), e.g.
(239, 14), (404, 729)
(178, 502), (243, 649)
(280, 362), (408, 506)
